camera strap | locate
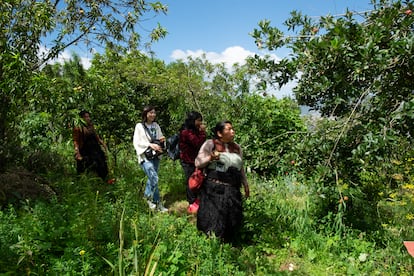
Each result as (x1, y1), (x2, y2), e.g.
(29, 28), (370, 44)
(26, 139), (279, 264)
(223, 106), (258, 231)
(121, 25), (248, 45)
(142, 123), (156, 142)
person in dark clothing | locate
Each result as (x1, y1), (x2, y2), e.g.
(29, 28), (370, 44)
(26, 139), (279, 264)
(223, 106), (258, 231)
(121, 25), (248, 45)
(194, 120), (249, 243)
(179, 111), (206, 213)
(73, 110), (109, 181)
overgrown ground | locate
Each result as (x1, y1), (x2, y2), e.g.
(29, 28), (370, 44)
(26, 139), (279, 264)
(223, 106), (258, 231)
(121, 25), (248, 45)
(0, 146), (413, 275)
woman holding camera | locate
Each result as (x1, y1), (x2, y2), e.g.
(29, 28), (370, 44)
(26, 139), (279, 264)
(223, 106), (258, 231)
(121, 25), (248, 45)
(133, 105), (168, 212)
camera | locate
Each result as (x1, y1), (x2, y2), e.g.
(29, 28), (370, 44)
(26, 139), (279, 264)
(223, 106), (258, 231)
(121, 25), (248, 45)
(153, 139), (166, 150)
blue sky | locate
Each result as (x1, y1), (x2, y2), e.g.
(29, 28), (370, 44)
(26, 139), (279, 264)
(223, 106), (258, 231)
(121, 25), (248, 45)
(149, 0), (374, 63)
(57, 0), (375, 97)
(134, 0), (373, 97)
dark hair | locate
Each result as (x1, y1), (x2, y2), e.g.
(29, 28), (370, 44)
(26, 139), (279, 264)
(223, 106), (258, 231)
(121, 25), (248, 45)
(181, 111), (202, 131)
(79, 110), (90, 117)
(141, 105), (156, 123)
(212, 120), (232, 139)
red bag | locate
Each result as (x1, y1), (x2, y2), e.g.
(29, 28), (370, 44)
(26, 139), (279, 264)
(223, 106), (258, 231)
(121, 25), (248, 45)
(189, 168), (205, 191)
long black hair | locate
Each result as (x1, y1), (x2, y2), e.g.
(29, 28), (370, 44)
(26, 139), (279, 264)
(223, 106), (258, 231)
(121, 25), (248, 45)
(180, 111), (202, 131)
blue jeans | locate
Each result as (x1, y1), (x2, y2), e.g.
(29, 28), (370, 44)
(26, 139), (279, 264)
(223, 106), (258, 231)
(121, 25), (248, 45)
(140, 158), (160, 203)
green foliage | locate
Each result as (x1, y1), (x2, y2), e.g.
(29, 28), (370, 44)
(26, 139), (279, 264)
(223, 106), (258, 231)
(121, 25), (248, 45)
(86, 50), (189, 140)
(250, 0), (414, 121)
(19, 112), (53, 150)
(376, 156), (414, 240)
(282, 114), (414, 235)
(0, 42), (31, 171)
(2, 0), (414, 273)
(234, 95), (306, 176)
(2, 0), (167, 69)
(2, 152), (413, 274)
(1, 0), (168, 170)
(248, 0), (414, 236)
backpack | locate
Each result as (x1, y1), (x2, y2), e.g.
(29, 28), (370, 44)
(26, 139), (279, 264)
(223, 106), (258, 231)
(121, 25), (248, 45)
(166, 133), (180, 161)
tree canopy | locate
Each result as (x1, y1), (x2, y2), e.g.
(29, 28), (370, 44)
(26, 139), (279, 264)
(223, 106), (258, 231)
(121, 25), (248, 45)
(248, 0), (414, 230)
(0, 0), (167, 171)
(249, 0), (413, 124)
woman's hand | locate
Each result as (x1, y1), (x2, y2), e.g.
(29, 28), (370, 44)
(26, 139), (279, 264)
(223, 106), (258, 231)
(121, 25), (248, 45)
(150, 143), (163, 153)
(152, 137), (166, 153)
(75, 152), (82, 161)
(210, 150), (220, 162)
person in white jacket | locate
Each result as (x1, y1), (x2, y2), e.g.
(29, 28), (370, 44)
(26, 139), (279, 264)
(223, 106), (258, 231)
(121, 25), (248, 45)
(133, 105), (168, 212)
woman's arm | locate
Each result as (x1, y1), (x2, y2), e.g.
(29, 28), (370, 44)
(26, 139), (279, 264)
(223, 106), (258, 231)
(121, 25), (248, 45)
(184, 129), (206, 148)
(239, 147), (250, 197)
(195, 140), (216, 168)
(73, 127), (83, 160)
(95, 133), (107, 151)
(241, 168), (250, 197)
(133, 123), (151, 155)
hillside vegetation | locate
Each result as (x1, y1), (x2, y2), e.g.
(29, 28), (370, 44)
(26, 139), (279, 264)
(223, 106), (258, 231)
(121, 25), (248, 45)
(1, 0), (413, 274)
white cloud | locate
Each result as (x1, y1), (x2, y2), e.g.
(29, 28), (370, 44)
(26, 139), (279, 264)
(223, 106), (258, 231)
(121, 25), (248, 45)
(171, 46), (282, 68)
(80, 56), (92, 69)
(41, 44), (296, 99)
(170, 45), (295, 99)
(276, 78), (297, 98)
(171, 46), (256, 68)
(39, 45), (92, 69)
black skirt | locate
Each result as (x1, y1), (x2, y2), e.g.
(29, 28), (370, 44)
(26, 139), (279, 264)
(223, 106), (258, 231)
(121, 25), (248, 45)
(196, 178), (243, 242)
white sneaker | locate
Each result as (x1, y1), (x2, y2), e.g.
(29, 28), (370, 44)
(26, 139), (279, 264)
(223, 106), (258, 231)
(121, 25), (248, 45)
(147, 200), (156, 210)
(157, 203), (168, 213)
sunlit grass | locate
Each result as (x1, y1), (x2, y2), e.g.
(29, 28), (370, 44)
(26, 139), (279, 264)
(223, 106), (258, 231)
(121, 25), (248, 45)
(0, 145), (413, 274)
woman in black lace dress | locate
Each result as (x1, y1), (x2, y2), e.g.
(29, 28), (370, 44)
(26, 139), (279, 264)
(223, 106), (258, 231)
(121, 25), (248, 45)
(73, 110), (109, 180)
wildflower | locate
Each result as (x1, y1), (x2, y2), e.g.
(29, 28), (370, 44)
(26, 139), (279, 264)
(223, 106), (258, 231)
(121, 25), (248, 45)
(79, 250), (86, 256)
(389, 192), (397, 199)
(406, 213), (414, 220)
(402, 184), (414, 190)
(358, 253), (368, 262)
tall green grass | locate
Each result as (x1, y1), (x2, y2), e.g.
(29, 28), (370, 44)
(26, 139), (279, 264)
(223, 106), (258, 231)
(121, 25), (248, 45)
(0, 146), (413, 275)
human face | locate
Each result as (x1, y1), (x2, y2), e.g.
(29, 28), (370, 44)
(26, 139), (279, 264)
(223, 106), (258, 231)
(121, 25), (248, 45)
(195, 118), (203, 128)
(146, 109), (156, 123)
(82, 113), (92, 125)
(218, 123), (235, 143)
